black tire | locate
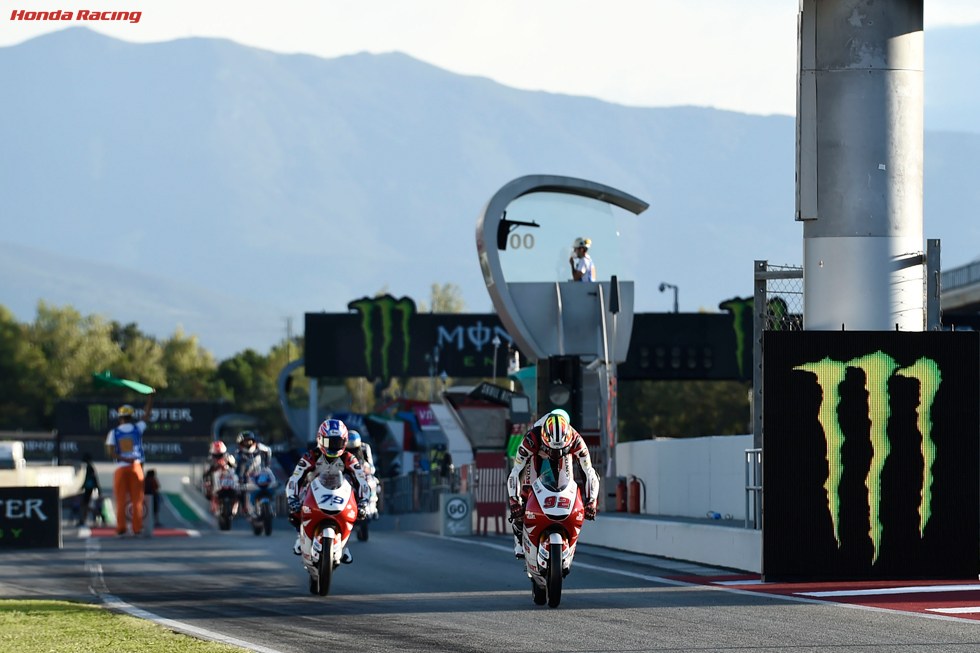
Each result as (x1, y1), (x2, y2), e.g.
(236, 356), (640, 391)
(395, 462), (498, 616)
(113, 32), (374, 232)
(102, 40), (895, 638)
(262, 502), (273, 536)
(356, 520), (368, 542)
(252, 524), (263, 536)
(218, 515), (230, 531)
(547, 542), (563, 608)
(308, 574), (318, 595)
(532, 579), (547, 605)
(316, 538), (333, 596)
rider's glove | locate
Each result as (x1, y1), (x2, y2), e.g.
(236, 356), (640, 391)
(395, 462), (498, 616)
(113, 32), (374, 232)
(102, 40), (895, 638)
(584, 502), (597, 521)
(508, 498), (523, 523)
(357, 501), (368, 513)
(288, 497), (302, 514)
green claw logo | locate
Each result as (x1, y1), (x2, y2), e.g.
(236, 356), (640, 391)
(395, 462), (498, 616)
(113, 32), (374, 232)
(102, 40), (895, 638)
(348, 295), (415, 381)
(88, 404), (108, 432)
(795, 353), (941, 563)
(719, 297), (753, 377)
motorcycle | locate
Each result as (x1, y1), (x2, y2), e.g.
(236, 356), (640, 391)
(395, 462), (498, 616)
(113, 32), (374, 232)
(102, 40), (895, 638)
(247, 467), (277, 536)
(355, 474), (379, 541)
(213, 468), (240, 531)
(521, 460), (585, 608)
(300, 471), (358, 596)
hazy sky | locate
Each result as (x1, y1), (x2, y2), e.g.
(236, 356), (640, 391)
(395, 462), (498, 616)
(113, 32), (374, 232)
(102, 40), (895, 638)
(2, 1), (979, 116)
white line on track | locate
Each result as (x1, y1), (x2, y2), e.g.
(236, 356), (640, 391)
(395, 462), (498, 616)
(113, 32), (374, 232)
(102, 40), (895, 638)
(799, 584), (980, 598)
(85, 536), (284, 653)
(929, 607), (980, 614)
(410, 531), (980, 625)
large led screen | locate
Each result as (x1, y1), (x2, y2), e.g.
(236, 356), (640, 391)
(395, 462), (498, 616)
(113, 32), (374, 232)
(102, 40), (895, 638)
(763, 331), (979, 580)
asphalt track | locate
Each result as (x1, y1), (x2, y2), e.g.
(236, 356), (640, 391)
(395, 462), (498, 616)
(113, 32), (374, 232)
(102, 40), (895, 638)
(6, 517), (980, 652)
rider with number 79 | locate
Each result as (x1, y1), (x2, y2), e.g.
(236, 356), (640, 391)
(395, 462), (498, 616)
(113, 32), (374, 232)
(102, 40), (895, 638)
(507, 411), (599, 558)
(286, 419), (369, 559)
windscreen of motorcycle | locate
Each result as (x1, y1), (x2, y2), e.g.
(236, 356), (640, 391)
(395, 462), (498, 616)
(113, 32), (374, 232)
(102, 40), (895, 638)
(532, 477), (578, 520)
(311, 474), (352, 514)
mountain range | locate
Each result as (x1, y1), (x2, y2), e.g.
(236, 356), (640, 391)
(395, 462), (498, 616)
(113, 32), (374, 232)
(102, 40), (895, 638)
(2, 26), (978, 358)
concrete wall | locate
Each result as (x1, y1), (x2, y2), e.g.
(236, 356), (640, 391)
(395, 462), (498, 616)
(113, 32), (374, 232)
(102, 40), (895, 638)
(615, 435), (752, 521)
(579, 514), (761, 573)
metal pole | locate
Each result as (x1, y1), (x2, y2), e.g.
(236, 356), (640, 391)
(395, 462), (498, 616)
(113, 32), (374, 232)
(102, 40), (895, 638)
(926, 239), (942, 330)
(798, 0), (924, 331)
(672, 287), (678, 314)
(555, 282), (565, 356)
(753, 261), (767, 450)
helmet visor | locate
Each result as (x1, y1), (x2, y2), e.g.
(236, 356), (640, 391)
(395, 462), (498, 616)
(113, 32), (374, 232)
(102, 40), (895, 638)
(324, 436), (346, 455)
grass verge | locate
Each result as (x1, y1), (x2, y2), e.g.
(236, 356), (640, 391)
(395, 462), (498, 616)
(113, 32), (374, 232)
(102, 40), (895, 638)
(1, 600), (246, 653)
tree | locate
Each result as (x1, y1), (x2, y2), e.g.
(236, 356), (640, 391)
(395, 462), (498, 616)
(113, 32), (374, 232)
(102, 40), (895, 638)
(160, 327), (221, 399)
(0, 306), (48, 429)
(618, 380), (751, 441)
(428, 282), (466, 313)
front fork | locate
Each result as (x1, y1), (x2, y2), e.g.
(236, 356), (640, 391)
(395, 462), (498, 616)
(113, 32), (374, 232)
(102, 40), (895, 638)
(537, 532), (571, 573)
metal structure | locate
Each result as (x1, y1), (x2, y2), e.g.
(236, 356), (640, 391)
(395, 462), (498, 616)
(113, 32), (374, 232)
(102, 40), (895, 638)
(797, 0), (925, 331)
(744, 448), (762, 530)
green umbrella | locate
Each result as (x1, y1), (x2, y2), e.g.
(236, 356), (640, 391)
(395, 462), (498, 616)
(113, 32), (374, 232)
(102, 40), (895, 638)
(92, 370), (155, 395)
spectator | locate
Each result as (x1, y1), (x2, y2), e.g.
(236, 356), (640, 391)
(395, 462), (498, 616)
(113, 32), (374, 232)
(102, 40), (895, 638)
(78, 453), (101, 527)
(144, 469), (161, 528)
(569, 237), (596, 282)
(105, 392), (154, 537)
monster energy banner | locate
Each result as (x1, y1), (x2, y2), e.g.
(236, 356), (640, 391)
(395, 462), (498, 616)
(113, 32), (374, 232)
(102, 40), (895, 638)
(763, 331), (980, 580)
(55, 399), (229, 437)
(305, 295), (518, 379)
(617, 297), (756, 381)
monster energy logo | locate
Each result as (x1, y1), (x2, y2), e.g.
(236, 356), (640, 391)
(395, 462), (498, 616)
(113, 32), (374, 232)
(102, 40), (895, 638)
(795, 352), (941, 563)
(720, 297), (752, 377)
(88, 404), (108, 432)
(348, 295), (415, 380)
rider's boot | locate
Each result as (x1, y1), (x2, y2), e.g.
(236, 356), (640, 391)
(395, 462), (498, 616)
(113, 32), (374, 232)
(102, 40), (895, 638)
(512, 519), (525, 559)
(293, 535), (302, 555)
(341, 547), (353, 564)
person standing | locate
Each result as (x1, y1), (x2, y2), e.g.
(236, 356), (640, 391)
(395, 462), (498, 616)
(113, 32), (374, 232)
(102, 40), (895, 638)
(144, 469), (161, 528)
(78, 453), (101, 527)
(105, 392), (154, 536)
(569, 237), (596, 282)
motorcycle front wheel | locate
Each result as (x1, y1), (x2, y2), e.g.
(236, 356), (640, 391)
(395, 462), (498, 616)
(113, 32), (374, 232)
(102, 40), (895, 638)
(356, 520), (368, 542)
(316, 534), (333, 596)
(262, 503), (273, 536)
(547, 542), (563, 608)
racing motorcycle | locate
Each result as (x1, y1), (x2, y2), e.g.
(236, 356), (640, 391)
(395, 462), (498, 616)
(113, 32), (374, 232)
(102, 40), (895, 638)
(355, 474), (379, 541)
(246, 467), (277, 536)
(212, 467), (240, 531)
(300, 470), (358, 596)
(521, 460), (585, 608)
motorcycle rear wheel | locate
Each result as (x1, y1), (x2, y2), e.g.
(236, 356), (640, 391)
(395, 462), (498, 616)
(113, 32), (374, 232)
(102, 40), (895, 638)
(547, 543), (563, 608)
(531, 579), (547, 605)
(252, 523), (263, 536)
(356, 520), (368, 542)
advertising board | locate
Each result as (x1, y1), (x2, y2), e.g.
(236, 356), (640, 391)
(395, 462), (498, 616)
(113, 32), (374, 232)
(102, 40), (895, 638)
(763, 331), (979, 579)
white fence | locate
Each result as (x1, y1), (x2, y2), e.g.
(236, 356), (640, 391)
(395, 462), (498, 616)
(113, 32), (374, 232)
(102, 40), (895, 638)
(614, 435), (753, 521)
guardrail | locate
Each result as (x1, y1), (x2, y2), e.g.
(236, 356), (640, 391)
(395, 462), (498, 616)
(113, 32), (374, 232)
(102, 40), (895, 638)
(942, 260), (980, 292)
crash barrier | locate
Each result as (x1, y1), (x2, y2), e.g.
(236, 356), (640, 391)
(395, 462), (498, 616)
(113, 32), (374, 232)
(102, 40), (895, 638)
(439, 493), (473, 537)
(0, 486), (61, 549)
(382, 471), (460, 514)
(744, 449), (762, 530)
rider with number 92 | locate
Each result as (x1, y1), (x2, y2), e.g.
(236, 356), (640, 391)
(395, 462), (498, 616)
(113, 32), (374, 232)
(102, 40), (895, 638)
(506, 411), (599, 558)
(286, 419), (368, 557)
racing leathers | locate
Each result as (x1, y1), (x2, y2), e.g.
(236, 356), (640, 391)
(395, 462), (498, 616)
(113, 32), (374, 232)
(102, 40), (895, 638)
(237, 442), (274, 516)
(348, 444), (378, 518)
(203, 454), (237, 499)
(506, 423), (599, 557)
(286, 448), (368, 555)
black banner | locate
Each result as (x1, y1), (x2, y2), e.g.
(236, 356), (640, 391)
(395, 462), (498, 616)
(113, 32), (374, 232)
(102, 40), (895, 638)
(21, 434), (212, 463)
(763, 331), (980, 580)
(55, 399), (231, 437)
(619, 302), (753, 381)
(305, 295), (517, 379)
(0, 487), (61, 549)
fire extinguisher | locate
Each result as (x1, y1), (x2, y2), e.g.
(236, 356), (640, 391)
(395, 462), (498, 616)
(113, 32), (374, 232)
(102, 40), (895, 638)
(616, 477), (627, 512)
(628, 476), (642, 514)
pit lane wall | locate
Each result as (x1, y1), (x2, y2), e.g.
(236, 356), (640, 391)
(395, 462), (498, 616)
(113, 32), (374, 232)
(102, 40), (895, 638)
(578, 435), (762, 572)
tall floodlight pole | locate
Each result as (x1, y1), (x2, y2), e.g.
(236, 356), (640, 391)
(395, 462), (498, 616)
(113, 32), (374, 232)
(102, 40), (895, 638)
(798, 0), (924, 330)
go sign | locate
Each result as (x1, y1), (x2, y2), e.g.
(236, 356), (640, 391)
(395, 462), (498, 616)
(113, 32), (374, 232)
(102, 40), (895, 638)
(446, 497), (469, 520)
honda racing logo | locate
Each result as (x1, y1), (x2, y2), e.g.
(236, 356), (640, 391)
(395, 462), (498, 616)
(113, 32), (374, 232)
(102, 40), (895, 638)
(795, 351), (941, 563)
